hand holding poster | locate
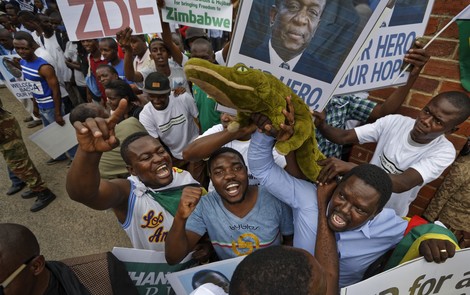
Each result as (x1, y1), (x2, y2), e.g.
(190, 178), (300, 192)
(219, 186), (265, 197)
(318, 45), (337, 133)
(341, 248), (470, 295)
(227, 0), (434, 111)
(228, 0), (391, 111)
(337, 0), (435, 95)
(57, 0), (162, 41)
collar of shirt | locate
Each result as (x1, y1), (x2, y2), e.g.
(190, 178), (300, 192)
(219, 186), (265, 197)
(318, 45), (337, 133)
(268, 39), (302, 70)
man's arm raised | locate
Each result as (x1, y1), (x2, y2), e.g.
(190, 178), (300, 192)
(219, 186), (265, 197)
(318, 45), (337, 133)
(315, 182), (339, 295)
(313, 110), (359, 145)
(66, 99), (131, 221)
(116, 27), (144, 83)
(182, 124), (256, 162)
(165, 186), (204, 265)
(157, 0), (185, 66)
(367, 40), (429, 122)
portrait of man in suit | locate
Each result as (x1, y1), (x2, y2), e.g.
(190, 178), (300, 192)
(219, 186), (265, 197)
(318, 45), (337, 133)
(240, 0), (369, 83)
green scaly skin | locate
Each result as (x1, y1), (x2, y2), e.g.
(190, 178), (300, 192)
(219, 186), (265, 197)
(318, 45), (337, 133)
(184, 58), (325, 182)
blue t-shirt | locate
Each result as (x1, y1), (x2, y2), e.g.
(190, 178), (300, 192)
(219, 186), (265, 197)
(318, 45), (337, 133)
(186, 186), (294, 260)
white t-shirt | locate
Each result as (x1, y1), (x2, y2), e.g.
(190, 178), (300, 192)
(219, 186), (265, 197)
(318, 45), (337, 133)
(64, 41), (86, 87)
(139, 92), (199, 159)
(198, 124), (286, 191)
(355, 114), (456, 216)
(34, 33), (72, 83)
(34, 47), (69, 98)
(139, 58), (191, 93)
(215, 49), (226, 66)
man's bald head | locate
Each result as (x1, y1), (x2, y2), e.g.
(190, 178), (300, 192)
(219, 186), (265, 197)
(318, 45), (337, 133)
(0, 223), (39, 267)
(69, 102), (109, 125)
(0, 224), (50, 295)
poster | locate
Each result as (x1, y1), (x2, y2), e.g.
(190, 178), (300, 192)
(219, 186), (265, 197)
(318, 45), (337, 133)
(336, 0), (434, 95)
(57, 0), (162, 41)
(0, 54), (32, 100)
(166, 256), (245, 295)
(161, 0), (233, 32)
(112, 247), (195, 295)
(341, 248), (470, 295)
(29, 114), (78, 159)
(227, 0), (434, 111)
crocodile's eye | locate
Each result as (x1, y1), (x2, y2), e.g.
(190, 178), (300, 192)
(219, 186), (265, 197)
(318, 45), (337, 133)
(236, 66), (248, 72)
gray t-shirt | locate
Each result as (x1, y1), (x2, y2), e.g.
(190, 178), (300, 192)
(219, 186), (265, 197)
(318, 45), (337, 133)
(186, 186), (294, 260)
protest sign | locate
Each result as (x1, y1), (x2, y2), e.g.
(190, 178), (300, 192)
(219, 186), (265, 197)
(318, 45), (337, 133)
(0, 54), (32, 100)
(341, 248), (470, 295)
(57, 0), (162, 41)
(161, 0), (232, 32)
(336, 0), (435, 95)
(166, 256), (245, 295)
(29, 114), (77, 159)
(112, 247), (195, 295)
(227, 0), (433, 111)
(228, 0), (391, 112)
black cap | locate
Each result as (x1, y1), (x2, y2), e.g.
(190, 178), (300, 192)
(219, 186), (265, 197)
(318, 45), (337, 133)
(184, 27), (208, 48)
(143, 72), (171, 95)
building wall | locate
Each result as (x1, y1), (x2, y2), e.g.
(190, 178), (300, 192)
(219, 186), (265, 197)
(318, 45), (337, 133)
(348, 0), (470, 216)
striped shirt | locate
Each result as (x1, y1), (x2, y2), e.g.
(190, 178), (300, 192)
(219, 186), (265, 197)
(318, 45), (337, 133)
(20, 57), (54, 109)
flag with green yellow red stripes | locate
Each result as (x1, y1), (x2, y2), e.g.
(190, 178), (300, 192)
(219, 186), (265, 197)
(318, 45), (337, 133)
(457, 5), (470, 91)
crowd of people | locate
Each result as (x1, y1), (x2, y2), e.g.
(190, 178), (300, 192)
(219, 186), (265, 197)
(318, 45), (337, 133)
(1, 0), (470, 294)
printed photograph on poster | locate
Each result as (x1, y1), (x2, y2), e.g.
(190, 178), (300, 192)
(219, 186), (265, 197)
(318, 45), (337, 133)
(228, 0), (434, 111)
(228, 0), (390, 111)
(239, 0), (368, 83)
(166, 256), (245, 295)
(0, 54), (33, 100)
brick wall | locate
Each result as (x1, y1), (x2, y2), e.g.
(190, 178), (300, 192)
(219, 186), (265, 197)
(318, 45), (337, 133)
(348, 0), (470, 217)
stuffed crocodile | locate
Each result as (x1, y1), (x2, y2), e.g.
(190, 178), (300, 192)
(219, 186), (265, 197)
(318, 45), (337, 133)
(184, 58), (325, 182)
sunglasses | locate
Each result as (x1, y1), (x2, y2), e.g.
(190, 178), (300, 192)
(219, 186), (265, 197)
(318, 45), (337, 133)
(0, 256), (37, 295)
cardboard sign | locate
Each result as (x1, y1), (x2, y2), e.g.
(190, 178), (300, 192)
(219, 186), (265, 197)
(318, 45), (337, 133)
(341, 248), (470, 295)
(227, 0), (391, 111)
(29, 114), (78, 159)
(57, 0), (162, 41)
(336, 0), (435, 95)
(0, 54), (32, 100)
(161, 0), (233, 32)
(166, 256), (245, 295)
(112, 247), (195, 295)
(227, 0), (434, 111)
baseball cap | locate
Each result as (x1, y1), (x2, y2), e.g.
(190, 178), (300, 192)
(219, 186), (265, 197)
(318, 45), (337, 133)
(184, 27), (208, 48)
(185, 27), (208, 40)
(143, 72), (171, 95)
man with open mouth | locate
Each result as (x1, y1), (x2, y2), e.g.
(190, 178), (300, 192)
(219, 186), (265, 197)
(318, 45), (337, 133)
(249, 102), (460, 288)
(66, 99), (203, 253)
(165, 147), (294, 265)
(314, 91), (470, 217)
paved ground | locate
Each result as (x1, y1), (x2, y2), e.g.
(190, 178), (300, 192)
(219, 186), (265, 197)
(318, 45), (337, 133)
(0, 88), (132, 260)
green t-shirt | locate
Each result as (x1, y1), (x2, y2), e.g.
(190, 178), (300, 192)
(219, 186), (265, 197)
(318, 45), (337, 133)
(193, 84), (221, 133)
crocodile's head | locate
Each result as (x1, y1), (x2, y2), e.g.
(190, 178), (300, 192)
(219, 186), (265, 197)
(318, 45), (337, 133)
(184, 58), (286, 113)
